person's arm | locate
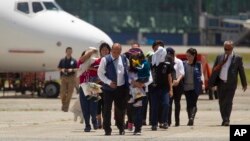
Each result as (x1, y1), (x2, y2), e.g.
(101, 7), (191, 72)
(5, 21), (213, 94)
(173, 60), (185, 86)
(79, 49), (97, 63)
(144, 71), (153, 93)
(97, 57), (112, 85)
(58, 59), (65, 73)
(212, 55), (222, 72)
(168, 73), (173, 97)
(238, 56), (247, 92)
(200, 63), (205, 91)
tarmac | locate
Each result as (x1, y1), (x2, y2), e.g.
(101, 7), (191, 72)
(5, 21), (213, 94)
(0, 88), (249, 141)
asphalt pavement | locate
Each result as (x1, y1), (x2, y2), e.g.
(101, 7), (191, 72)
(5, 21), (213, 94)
(0, 88), (249, 141)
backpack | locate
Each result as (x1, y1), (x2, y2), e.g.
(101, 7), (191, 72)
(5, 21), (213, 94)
(152, 61), (172, 88)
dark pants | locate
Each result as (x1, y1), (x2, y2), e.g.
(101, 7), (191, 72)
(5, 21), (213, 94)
(142, 90), (152, 124)
(184, 90), (198, 110)
(217, 81), (236, 123)
(97, 93), (104, 116)
(134, 106), (143, 132)
(127, 103), (143, 132)
(127, 103), (134, 123)
(103, 86), (128, 133)
(150, 87), (170, 126)
(184, 90), (198, 120)
(79, 87), (98, 129)
(168, 82), (183, 125)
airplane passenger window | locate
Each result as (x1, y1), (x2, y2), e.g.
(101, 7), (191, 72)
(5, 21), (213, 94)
(32, 2), (43, 13)
(43, 2), (58, 10)
(17, 2), (29, 14)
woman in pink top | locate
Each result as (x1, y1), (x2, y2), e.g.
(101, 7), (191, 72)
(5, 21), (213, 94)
(78, 43), (111, 132)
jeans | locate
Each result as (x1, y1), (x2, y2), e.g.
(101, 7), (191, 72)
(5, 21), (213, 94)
(79, 87), (98, 129)
(150, 87), (170, 126)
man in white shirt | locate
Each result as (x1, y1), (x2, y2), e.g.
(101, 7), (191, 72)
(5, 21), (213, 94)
(211, 40), (247, 126)
(98, 43), (129, 135)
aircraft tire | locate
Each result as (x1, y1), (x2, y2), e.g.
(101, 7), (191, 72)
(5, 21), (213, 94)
(44, 81), (60, 98)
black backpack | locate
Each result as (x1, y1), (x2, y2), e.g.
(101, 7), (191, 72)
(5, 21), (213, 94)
(152, 60), (172, 88)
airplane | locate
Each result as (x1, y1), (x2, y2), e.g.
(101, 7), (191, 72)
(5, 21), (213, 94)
(0, 0), (113, 97)
(223, 19), (250, 29)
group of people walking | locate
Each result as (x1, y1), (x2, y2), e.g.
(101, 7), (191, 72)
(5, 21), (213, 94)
(57, 40), (247, 136)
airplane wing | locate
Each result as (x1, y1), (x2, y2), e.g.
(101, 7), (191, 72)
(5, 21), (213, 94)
(223, 19), (250, 29)
(222, 19), (245, 25)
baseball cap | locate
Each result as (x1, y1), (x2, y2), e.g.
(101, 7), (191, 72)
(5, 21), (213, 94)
(128, 48), (143, 55)
(166, 47), (175, 55)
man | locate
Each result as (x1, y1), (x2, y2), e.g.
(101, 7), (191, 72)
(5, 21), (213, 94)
(166, 47), (185, 127)
(58, 47), (78, 112)
(150, 40), (173, 130)
(98, 43), (129, 135)
(211, 40), (247, 126)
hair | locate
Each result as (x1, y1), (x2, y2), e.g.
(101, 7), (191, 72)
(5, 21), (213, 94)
(131, 42), (140, 47)
(224, 40), (234, 46)
(152, 40), (165, 49)
(186, 48), (198, 66)
(99, 42), (111, 54)
(137, 52), (145, 61)
(66, 47), (72, 52)
(80, 51), (86, 57)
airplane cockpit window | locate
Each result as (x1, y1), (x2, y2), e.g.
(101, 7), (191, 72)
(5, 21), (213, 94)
(32, 2), (43, 13)
(17, 2), (29, 14)
(43, 2), (58, 10)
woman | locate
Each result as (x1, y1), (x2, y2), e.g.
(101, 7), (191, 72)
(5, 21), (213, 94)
(78, 48), (98, 132)
(95, 43), (111, 129)
(183, 48), (204, 126)
(78, 43), (111, 132)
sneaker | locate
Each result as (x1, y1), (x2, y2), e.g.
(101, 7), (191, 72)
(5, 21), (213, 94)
(133, 131), (141, 135)
(105, 132), (111, 136)
(93, 124), (98, 130)
(151, 125), (157, 131)
(162, 123), (168, 129)
(84, 127), (91, 132)
(119, 130), (125, 135)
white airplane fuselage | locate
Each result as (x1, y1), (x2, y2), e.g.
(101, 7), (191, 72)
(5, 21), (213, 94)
(0, 0), (113, 72)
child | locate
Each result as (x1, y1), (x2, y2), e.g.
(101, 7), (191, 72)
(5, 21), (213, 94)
(132, 53), (150, 83)
(129, 53), (150, 103)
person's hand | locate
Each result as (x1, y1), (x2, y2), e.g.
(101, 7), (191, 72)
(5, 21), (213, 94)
(88, 48), (97, 54)
(243, 86), (247, 92)
(202, 84), (205, 91)
(110, 82), (117, 89)
(169, 89), (173, 97)
(172, 80), (179, 86)
(68, 68), (73, 72)
(132, 81), (144, 88)
(92, 49), (98, 53)
(61, 68), (65, 72)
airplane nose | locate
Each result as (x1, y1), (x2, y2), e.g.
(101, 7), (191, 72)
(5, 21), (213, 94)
(68, 15), (113, 47)
(85, 23), (113, 46)
(36, 11), (113, 48)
